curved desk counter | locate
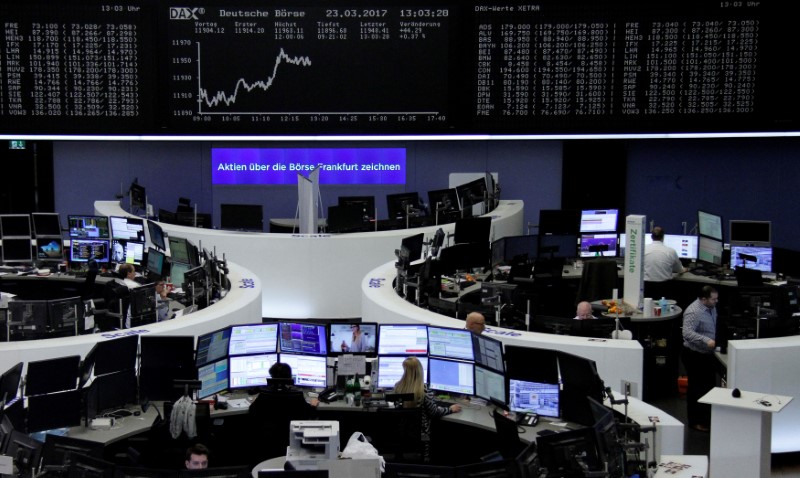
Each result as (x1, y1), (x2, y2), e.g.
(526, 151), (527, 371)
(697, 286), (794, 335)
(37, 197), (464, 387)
(0, 262), (262, 375)
(96, 200), (524, 319)
(361, 260), (683, 458)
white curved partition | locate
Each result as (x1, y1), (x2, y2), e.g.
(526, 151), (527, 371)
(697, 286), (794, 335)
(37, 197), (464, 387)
(96, 200), (524, 318)
(728, 337), (800, 453)
(0, 262), (262, 375)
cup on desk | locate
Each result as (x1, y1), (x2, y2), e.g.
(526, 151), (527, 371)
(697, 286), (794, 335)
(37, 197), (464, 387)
(654, 306), (662, 317)
(643, 298), (653, 316)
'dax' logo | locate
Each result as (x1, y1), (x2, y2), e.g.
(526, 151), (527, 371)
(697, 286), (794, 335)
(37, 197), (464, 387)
(170, 7), (204, 20)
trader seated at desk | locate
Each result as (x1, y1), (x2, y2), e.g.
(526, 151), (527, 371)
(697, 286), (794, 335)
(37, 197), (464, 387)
(574, 301), (597, 320)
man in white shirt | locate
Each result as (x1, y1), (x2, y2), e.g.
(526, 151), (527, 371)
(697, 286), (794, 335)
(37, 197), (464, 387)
(644, 227), (687, 282)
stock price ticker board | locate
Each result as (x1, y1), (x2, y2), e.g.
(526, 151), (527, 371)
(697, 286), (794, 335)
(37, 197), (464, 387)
(0, 0), (797, 136)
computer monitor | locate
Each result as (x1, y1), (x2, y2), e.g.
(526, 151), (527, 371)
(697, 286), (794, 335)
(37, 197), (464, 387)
(111, 239), (145, 266)
(453, 216), (492, 245)
(145, 247), (167, 278)
(399, 233), (425, 264)
(277, 353), (327, 388)
(25, 355), (80, 396)
(139, 335), (197, 402)
(68, 215), (110, 239)
(386, 192), (423, 220)
(698, 210), (723, 240)
(0, 214), (31, 237)
(427, 188), (460, 216)
(579, 233), (618, 257)
(579, 209), (619, 233)
(376, 356), (428, 390)
(84, 369), (138, 420)
(326, 205), (368, 234)
(7, 300), (48, 334)
(730, 245), (773, 272)
(170, 261), (191, 288)
(472, 333), (505, 373)
(536, 427), (600, 476)
(455, 177), (488, 208)
(5, 430), (43, 477)
(129, 283), (158, 326)
(130, 182), (147, 209)
(587, 396), (624, 478)
(116, 467), (180, 478)
(168, 236), (196, 265)
(220, 204), (264, 232)
(558, 351), (605, 426)
(26, 389), (83, 433)
(492, 234), (538, 268)
(110, 216), (146, 242)
(181, 467), (250, 478)
(474, 365), (506, 405)
(729, 219), (771, 245)
(197, 359), (230, 399)
(538, 234), (578, 259)
(31, 213), (62, 237)
(0, 362), (23, 402)
(508, 379), (560, 418)
(377, 324), (428, 356)
(88, 335), (139, 376)
(40, 434), (104, 471)
(697, 235), (724, 267)
(228, 353), (279, 390)
(427, 326), (474, 361)
(278, 321), (328, 356)
(338, 196), (376, 221)
(196, 327), (232, 367)
(539, 209), (581, 235)
(147, 220), (167, 251)
(328, 322), (377, 355)
(663, 234), (699, 260)
(36, 238), (64, 262)
(229, 323), (279, 356)
(1, 238), (32, 264)
(70, 239), (110, 264)
(504, 345), (558, 384)
(428, 357), (475, 396)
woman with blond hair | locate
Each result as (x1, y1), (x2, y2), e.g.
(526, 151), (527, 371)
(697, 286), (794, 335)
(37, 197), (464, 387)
(394, 356), (461, 462)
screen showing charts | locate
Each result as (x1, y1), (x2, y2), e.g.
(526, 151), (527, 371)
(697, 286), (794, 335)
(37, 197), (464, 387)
(475, 365), (507, 404)
(229, 323), (279, 356)
(228, 353), (278, 390)
(698, 236), (724, 266)
(730, 245), (773, 272)
(663, 234), (699, 260)
(376, 356), (428, 390)
(198, 359), (229, 399)
(427, 326), (474, 361)
(69, 239), (110, 263)
(278, 353), (327, 388)
(579, 234), (618, 257)
(698, 210), (723, 240)
(509, 379), (560, 418)
(579, 209), (618, 233)
(428, 358), (475, 396)
(472, 334), (504, 373)
(377, 324), (428, 355)
(110, 216), (146, 242)
(279, 322), (328, 356)
(196, 328), (232, 367)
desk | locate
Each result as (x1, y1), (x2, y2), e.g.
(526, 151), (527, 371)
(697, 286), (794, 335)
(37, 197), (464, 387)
(654, 455), (708, 478)
(699, 387), (792, 478)
(96, 199), (524, 319)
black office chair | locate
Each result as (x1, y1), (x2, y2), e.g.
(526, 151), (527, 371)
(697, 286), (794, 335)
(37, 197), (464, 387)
(576, 258), (619, 304)
(373, 407), (424, 463)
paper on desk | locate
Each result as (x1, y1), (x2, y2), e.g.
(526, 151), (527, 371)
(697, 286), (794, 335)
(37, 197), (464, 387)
(337, 355), (367, 375)
(226, 398), (251, 409)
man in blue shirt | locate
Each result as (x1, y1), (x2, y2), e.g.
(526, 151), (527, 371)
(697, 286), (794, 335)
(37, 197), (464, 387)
(682, 285), (719, 432)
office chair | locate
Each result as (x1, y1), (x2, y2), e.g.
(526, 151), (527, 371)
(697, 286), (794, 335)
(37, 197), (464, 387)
(373, 407), (424, 463)
(576, 258), (619, 304)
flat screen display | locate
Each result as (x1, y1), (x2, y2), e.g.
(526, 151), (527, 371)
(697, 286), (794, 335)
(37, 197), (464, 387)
(730, 245), (773, 272)
(729, 220), (771, 245)
(579, 209), (618, 233)
(196, 327), (232, 367)
(111, 239), (144, 265)
(579, 233), (618, 257)
(229, 323), (279, 356)
(68, 215), (110, 239)
(198, 359), (229, 399)
(147, 220), (166, 251)
(329, 322), (377, 354)
(472, 333), (504, 373)
(698, 235), (724, 267)
(110, 216), (146, 242)
(427, 326), (474, 361)
(376, 356), (428, 390)
(539, 209), (581, 235)
(0, 215), (31, 237)
(538, 234), (578, 259)
(168, 236), (193, 265)
(31, 213), (62, 237)
(228, 353), (279, 390)
(278, 353), (327, 388)
(1, 238), (32, 264)
(474, 365), (506, 404)
(70, 239), (109, 264)
(698, 210), (723, 240)
(428, 357), (475, 396)
(220, 204), (264, 232)
(145, 247), (166, 277)
(170, 262), (191, 288)
(377, 324), (428, 356)
(36, 238), (64, 262)
(662, 234), (699, 260)
(509, 379), (560, 418)
(279, 322), (328, 356)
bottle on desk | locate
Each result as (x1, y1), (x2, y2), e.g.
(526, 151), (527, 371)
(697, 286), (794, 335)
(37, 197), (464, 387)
(659, 297), (669, 315)
(353, 374), (362, 407)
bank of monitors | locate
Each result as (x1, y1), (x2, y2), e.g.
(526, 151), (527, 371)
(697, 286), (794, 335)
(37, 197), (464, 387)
(698, 210), (723, 241)
(220, 204), (264, 232)
(70, 239), (110, 264)
(1, 238), (32, 264)
(229, 323), (279, 356)
(228, 353), (278, 390)
(329, 322), (377, 355)
(376, 356), (428, 390)
(196, 327), (232, 367)
(377, 324), (428, 356)
(428, 357), (475, 396)
(730, 245), (773, 272)
(0, 214), (31, 238)
(472, 333), (504, 373)
(68, 215), (110, 239)
(278, 322), (328, 356)
(508, 379), (560, 418)
(278, 353), (327, 388)
(147, 220), (167, 251)
(427, 326), (474, 361)
(729, 219), (771, 246)
(198, 359), (229, 399)
(579, 233), (619, 258)
(387, 192), (423, 220)
(579, 209), (618, 233)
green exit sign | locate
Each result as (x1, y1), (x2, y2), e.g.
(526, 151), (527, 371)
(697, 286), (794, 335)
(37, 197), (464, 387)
(8, 140), (26, 150)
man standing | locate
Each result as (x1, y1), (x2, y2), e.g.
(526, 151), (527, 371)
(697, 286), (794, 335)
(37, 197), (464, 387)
(682, 285), (719, 432)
